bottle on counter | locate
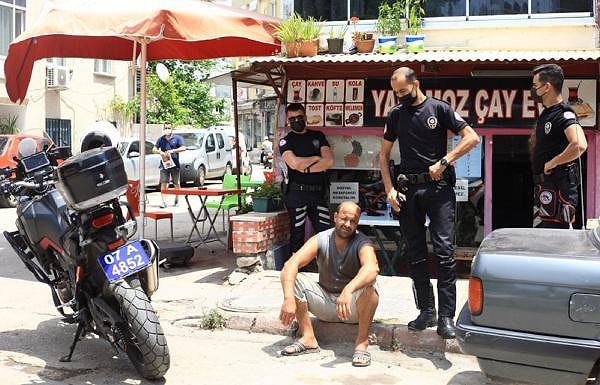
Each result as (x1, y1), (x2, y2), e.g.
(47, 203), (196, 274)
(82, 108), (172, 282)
(386, 203), (392, 218)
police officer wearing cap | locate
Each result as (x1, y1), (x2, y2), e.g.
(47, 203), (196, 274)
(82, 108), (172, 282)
(279, 103), (334, 264)
(530, 63), (587, 229)
(379, 67), (480, 339)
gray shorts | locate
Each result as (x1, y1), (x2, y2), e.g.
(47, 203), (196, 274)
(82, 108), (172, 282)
(160, 168), (180, 184)
(293, 273), (378, 324)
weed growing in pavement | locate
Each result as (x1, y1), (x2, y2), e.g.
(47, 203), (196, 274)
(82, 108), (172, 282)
(199, 308), (226, 330)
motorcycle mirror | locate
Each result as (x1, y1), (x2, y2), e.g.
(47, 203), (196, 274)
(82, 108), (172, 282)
(18, 138), (37, 159)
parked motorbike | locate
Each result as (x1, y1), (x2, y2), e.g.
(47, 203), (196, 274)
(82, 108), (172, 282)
(0, 139), (170, 379)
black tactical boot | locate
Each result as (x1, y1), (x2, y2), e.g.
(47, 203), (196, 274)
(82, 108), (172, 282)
(436, 316), (456, 339)
(407, 309), (437, 330)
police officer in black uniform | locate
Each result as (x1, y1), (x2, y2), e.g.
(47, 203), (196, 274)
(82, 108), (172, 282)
(279, 103), (334, 263)
(379, 67), (480, 339)
(530, 63), (587, 229)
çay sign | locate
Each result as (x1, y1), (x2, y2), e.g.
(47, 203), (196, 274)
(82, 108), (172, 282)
(364, 77), (593, 128)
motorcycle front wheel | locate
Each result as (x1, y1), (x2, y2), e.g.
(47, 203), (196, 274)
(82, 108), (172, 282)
(109, 280), (170, 379)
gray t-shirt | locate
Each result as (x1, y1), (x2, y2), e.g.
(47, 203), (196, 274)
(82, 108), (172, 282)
(316, 228), (372, 293)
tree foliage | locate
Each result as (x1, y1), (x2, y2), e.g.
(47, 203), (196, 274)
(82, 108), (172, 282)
(146, 60), (229, 127)
(108, 59), (229, 129)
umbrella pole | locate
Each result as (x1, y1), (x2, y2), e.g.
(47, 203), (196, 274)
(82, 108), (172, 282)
(139, 39), (148, 238)
(232, 79), (242, 208)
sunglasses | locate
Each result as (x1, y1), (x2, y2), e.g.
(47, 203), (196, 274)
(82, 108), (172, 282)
(288, 116), (304, 123)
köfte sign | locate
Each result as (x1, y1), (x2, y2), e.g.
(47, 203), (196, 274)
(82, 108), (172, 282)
(364, 78), (595, 128)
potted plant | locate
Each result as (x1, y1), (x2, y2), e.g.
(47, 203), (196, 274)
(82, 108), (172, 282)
(298, 16), (323, 57)
(250, 181), (283, 212)
(327, 25), (348, 54)
(376, 1), (404, 54)
(350, 16), (375, 54)
(405, 0), (425, 53)
(273, 13), (303, 58)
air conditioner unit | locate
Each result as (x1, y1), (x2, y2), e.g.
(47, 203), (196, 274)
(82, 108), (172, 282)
(46, 67), (70, 89)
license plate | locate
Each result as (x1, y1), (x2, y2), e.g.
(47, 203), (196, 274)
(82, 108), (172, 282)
(98, 241), (151, 282)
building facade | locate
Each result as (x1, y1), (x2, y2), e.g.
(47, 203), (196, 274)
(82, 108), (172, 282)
(0, 0), (132, 150)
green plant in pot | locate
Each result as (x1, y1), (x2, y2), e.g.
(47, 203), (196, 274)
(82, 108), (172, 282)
(250, 181), (283, 212)
(350, 16), (375, 54)
(298, 16), (323, 57)
(376, 1), (404, 54)
(405, 0), (425, 53)
(327, 25), (348, 54)
(273, 13), (302, 58)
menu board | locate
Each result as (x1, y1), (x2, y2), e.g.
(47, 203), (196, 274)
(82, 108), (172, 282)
(287, 78), (365, 127)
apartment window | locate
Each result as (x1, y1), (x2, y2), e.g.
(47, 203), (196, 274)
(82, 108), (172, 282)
(0, 0), (26, 57)
(293, 0), (593, 20)
(94, 59), (112, 75)
(47, 57), (66, 67)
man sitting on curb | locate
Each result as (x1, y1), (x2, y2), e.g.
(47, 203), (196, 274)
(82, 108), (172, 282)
(279, 201), (380, 367)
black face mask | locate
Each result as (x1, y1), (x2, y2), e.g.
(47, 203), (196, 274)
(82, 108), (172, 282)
(397, 86), (416, 106)
(531, 85), (545, 104)
(289, 118), (306, 132)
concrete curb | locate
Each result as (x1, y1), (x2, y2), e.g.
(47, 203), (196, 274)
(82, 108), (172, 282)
(223, 311), (463, 354)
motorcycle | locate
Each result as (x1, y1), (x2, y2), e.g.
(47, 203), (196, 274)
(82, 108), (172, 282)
(0, 139), (170, 379)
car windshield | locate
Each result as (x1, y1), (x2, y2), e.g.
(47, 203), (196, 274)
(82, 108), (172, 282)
(0, 137), (7, 155)
(178, 133), (204, 148)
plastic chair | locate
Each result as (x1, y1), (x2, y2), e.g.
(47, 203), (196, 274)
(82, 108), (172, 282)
(126, 179), (173, 241)
(204, 173), (249, 230)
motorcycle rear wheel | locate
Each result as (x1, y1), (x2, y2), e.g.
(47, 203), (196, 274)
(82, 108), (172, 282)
(109, 280), (170, 379)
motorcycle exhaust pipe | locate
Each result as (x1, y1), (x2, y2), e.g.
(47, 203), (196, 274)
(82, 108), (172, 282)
(139, 239), (160, 297)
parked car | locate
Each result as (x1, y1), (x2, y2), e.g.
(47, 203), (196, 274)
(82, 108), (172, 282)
(0, 133), (55, 207)
(117, 138), (162, 187)
(174, 127), (233, 186)
(456, 227), (600, 385)
(219, 125), (252, 176)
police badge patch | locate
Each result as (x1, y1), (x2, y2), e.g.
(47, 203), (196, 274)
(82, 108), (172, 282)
(427, 116), (438, 129)
(312, 139), (320, 148)
(540, 190), (553, 205)
(564, 111), (576, 120)
(544, 122), (552, 134)
(279, 139), (286, 147)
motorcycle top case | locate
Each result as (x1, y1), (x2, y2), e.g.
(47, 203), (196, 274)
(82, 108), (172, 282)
(56, 147), (127, 210)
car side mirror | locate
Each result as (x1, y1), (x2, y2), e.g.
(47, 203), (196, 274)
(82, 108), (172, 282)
(129, 151), (140, 158)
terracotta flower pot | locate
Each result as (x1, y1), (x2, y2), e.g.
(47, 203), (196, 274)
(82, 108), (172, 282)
(298, 39), (318, 57)
(284, 42), (300, 58)
(354, 39), (375, 53)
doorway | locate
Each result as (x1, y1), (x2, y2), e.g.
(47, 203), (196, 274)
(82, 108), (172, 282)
(492, 135), (533, 230)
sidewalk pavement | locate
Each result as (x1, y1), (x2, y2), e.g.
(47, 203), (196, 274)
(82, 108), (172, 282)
(143, 187), (468, 356)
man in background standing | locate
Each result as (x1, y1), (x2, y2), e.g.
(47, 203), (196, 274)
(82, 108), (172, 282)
(153, 122), (186, 208)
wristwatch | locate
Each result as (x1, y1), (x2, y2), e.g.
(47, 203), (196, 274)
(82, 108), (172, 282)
(440, 158), (449, 167)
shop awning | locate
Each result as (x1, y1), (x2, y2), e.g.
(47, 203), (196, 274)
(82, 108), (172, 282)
(249, 49), (600, 65)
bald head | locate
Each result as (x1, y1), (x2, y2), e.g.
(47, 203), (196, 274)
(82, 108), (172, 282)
(391, 67), (416, 83)
(337, 201), (361, 216)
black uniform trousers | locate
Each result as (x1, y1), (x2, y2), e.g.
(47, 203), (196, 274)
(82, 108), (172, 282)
(398, 180), (457, 318)
(533, 165), (579, 229)
(284, 189), (330, 258)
